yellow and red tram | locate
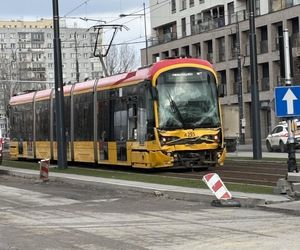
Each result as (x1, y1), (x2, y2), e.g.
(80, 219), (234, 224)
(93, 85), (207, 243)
(9, 58), (226, 169)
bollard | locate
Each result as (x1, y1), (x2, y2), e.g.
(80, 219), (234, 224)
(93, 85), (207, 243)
(39, 158), (50, 181)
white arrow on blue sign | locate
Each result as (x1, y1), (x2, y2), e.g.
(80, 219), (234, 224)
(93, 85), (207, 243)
(275, 86), (300, 117)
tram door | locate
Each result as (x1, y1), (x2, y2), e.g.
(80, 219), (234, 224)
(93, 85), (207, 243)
(115, 97), (128, 161)
(98, 100), (109, 161)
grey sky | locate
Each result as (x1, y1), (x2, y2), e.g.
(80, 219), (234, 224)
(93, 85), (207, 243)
(1, 0), (150, 63)
(0, 0), (147, 20)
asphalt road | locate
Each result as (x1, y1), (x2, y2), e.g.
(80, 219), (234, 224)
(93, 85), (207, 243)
(0, 174), (300, 250)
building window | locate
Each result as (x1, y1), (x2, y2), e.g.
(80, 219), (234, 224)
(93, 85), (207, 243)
(181, 18), (186, 37)
(190, 15), (195, 35)
(189, 0), (194, 7)
(199, 0), (204, 4)
(180, 0), (187, 10)
(171, 0), (176, 13)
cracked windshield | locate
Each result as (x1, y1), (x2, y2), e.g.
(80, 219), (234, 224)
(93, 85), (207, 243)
(157, 67), (220, 129)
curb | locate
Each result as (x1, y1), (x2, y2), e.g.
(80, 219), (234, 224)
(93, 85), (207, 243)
(0, 166), (290, 209)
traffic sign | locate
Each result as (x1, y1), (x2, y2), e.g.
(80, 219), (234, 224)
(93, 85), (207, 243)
(275, 86), (300, 117)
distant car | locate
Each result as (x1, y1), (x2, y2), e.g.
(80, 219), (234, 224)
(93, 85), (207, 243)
(266, 121), (300, 152)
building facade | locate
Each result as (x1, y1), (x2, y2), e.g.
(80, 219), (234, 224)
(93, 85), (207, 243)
(143, 0), (300, 142)
(0, 19), (103, 137)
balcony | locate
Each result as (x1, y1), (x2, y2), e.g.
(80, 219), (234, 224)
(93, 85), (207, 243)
(191, 17), (225, 36)
(228, 10), (248, 24)
(270, 0), (295, 12)
(32, 67), (46, 72)
(149, 32), (177, 46)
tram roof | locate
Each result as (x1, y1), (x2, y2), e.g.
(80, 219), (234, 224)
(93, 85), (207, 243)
(10, 58), (213, 105)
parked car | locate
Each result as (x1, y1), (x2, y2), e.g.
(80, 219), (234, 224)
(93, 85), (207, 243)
(266, 121), (300, 152)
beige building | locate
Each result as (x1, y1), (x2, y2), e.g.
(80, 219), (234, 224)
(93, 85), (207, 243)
(142, 0), (300, 142)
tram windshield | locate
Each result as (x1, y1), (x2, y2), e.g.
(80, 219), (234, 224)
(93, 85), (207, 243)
(156, 67), (220, 129)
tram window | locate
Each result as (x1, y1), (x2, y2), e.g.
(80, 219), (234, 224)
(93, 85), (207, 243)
(19, 103), (33, 141)
(128, 102), (137, 140)
(74, 93), (93, 141)
(36, 100), (50, 141)
(64, 96), (71, 141)
(98, 100), (111, 141)
(113, 98), (128, 141)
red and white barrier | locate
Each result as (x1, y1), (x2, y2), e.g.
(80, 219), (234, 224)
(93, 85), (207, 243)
(202, 173), (232, 200)
(39, 159), (50, 181)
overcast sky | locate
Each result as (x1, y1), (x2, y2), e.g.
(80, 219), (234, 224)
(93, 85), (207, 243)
(0, 0), (150, 65)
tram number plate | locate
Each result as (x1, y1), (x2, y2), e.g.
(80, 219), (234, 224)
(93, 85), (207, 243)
(185, 131), (195, 138)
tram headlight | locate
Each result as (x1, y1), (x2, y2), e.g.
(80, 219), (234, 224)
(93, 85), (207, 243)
(204, 134), (220, 143)
(159, 136), (180, 145)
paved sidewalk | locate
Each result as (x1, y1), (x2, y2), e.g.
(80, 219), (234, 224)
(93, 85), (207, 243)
(0, 165), (299, 215)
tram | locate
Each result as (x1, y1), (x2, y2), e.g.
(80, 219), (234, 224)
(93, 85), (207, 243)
(9, 58), (226, 169)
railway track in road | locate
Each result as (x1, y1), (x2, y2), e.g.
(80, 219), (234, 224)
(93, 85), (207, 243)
(2, 148), (288, 187)
(157, 160), (288, 187)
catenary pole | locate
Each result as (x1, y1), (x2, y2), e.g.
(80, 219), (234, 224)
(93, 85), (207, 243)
(74, 32), (80, 82)
(236, 12), (245, 145)
(249, 0), (262, 159)
(52, 0), (67, 168)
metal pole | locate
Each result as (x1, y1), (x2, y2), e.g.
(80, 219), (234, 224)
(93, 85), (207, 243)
(236, 12), (245, 145)
(74, 32), (80, 82)
(143, 2), (149, 65)
(283, 29), (298, 172)
(249, 0), (262, 159)
(52, 0), (67, 168)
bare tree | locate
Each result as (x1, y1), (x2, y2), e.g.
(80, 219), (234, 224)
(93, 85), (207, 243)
(105, 44), (137, 76)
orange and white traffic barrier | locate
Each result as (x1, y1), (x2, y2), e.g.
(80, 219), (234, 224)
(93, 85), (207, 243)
(202, 173), (232, 200)
(39, 158), (50, 181)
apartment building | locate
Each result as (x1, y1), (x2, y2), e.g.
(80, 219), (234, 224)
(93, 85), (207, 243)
(0, 18), (103, 137)
(143, 0), (300, 142)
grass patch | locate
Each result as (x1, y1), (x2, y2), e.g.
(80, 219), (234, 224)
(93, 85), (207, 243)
(2, 159), (274, 195)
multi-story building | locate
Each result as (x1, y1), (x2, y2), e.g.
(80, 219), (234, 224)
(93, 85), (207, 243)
(143, 0), (300, 142)
(0, 18), (103, 137)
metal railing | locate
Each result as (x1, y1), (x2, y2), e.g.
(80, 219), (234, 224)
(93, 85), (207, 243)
(149, 32), (177, 46)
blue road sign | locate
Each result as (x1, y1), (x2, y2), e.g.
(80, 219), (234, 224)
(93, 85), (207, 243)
(275, 86), (300, 117)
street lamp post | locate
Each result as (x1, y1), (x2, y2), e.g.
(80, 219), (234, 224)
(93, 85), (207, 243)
(120, 2), (149, 65)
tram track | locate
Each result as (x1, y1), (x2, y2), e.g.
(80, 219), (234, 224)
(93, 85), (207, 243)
(2, 150), (287, 187)
(157, 159), (287, 186)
